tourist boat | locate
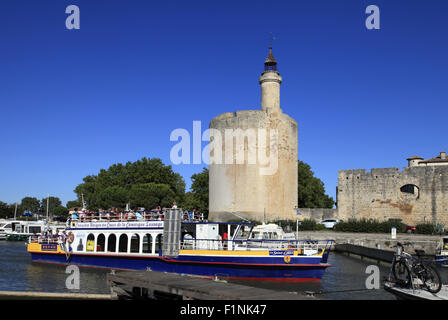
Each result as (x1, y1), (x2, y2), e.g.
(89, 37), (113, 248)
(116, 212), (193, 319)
(27, 209), (334, 282)
(435, 236), (448, 267)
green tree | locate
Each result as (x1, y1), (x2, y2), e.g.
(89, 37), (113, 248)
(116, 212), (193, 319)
(66, 200), (82, 209)
(181, 192), (203, 212)
(96, 186), (129, 210)
(41, 196), (63, 215)
(53, 206), (69, 217)
(0, 201), (14, 219)
(74, 157), (186, 210)
(180, 168), (209, 215)
(129, 183), (175, 209)
(298, 161), (334, 208)
(20, 197), (41, 213)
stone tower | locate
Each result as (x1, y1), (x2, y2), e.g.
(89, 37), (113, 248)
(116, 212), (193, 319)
(208, 48), (298, 222)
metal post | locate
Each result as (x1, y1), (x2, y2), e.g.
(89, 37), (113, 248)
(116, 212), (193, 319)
(46, 195), (49, 221)
(14, 200), (18, 220)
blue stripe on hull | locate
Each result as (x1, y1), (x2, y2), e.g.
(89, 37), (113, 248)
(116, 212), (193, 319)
(436, 255), (448, 267)
(30, 252), (330, 281)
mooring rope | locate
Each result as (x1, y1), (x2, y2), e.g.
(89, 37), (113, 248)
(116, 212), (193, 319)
(304, 287), (381, 296)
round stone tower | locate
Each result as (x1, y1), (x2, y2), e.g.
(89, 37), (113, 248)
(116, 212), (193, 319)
(208, 47), (298, 222)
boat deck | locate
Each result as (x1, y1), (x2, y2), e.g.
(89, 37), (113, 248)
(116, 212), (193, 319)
(384, 281), (448, 300)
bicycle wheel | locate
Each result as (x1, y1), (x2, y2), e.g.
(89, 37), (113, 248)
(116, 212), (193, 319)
(392, 259), (411, 286)
(421, 263), (442, 294)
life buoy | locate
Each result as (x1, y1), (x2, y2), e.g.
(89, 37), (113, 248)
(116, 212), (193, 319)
(67, 232), (75, 244)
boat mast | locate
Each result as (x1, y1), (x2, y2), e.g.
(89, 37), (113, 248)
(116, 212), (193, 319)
(46, 194), (49, 221)
(81, 193), (86, 210)
(14, 200), (18, 220)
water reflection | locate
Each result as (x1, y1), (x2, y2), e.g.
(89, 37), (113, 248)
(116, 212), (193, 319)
(0, 241), (110, 294)
(230, 253), (396, 300)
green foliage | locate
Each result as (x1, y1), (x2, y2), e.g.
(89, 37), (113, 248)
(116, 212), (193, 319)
(298, 161), (335, 208)
(41, 196), (63, 215)
(272, 219), (326, 231)
(20, 197), (41, 213)
(182, 168), (208, 215)
(96, 186), (129, 210)
(0, 201), (14, 219)
(334, 218), (406, 233)
(53, 206), (69, 216)
(73, 157), (186, 210)
(129, 183), (175, 209)
(66, 200), (82, 209)
(182, 192), (203, 212)
(415, 223), (438, 235)
(298, 219), (327, 231)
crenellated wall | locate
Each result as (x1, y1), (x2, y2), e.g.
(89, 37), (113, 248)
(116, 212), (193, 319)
(337, 166), (448, 225)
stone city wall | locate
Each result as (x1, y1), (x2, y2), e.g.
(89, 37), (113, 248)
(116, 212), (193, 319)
(336, 166), (448, 226)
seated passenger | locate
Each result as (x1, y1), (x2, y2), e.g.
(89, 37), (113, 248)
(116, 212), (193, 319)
(71, 209), (79, 220)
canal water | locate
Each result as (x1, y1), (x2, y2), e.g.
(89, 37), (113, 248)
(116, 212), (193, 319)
(1, 241), (447, 299)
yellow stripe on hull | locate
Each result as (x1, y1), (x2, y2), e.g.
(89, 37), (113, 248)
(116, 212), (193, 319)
(27, 242), (66, 254)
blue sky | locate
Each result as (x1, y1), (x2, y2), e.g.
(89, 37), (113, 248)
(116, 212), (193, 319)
(0, 0), (447, 206)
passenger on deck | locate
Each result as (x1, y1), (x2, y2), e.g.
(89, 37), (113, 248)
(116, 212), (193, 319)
(72, 209), (79, 220)
(223, 232), (228, 250)
(80, 210), (86, 221)
(61, 231), (67, 244)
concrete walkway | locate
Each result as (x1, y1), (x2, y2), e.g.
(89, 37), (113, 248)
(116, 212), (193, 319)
(296, 231), (443, 255)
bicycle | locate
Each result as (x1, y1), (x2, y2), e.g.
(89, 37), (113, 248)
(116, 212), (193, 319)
(389, 242), (442, 294)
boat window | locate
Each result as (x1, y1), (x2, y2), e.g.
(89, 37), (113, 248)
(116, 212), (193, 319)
(108, 234), (117, 252)
(87, 234), (95, 252)
(130, 234), (140, 253)
(3, 224), (11, 229)
(29, 226), (41, 234)
(97, 234), (105, 252)
(155, 234), (163, 253)
(119, 234), (128, 253)
(262, 232), (269, 239)
(250, 231), (259, 239)
(142, 234), (152, 254)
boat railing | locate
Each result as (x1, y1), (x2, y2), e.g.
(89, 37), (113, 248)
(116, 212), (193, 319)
(69, 211), (205, 223)
(180, 238), (334, 253)
(28, 235), (60, 244)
